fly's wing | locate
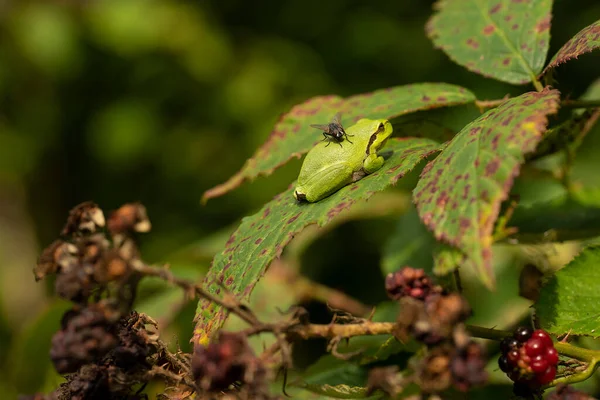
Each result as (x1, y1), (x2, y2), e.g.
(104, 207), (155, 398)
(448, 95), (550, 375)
(332, 112), (343, 126)
(310, 123), (331, 133)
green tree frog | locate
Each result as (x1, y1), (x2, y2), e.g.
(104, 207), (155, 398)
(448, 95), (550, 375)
(294, 117), (393, 203)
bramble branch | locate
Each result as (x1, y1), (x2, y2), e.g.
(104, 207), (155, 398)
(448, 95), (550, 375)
(131, 261), (261, 327)
(288, 321), (396, 340)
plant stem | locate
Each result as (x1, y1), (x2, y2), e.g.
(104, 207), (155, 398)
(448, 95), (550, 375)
(548, 360), (599, 388)
(554, 341), (600, 362)
(531, 78), (544, 92)
(289, 321), (396, 340)
(465, 325), (512, 341)
(563, 99), (600, 109)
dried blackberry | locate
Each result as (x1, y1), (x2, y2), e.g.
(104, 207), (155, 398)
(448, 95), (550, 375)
(547, 384), (597, 399)
(62, 201), (105, 237)
(108, 203), (151, 236)
(192, 331), (265, 392)
(112, 312), (152, 368)
(50, 304), (120, 374)
(451, 341), (488, 392)
(385, 266), (434, 300)
(366, 366), (403, 398)
(415, 345), (453, 393)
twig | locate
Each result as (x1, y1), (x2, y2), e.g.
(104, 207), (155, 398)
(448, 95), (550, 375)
(131, 261), (260, 327)
(145, 365), (196, 389)
(288, 321), (396, 340)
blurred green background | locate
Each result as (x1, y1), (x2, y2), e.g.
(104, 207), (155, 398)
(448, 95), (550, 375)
(1, 0), (599, 397)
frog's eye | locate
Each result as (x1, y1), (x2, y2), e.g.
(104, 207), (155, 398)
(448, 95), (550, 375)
(378, 123), (385, 131)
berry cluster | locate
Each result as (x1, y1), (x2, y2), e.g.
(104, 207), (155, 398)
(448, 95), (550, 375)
(498, 327), (559, 389)
(387, 267), (487, 393)
(24, 202), (186, 400)
(385, 266), (435, 300)
(192, 331), (269, 398)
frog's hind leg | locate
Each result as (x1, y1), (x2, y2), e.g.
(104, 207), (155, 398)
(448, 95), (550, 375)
(301, 163), (354, 202)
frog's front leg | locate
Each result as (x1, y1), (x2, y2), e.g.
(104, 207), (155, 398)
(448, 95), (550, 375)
(362, 153), (386, 174)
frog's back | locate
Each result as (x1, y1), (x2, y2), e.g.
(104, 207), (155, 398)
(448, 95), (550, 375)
(295, 118), (387, 202)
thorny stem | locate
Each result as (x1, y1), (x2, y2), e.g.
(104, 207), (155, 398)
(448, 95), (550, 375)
(475, 97), (600, 112)
(288, 322), (396, 340)
(138, 263), (600, 388)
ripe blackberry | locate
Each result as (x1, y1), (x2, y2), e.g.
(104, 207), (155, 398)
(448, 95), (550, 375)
(498, 327), (559, 391)
(514, 326), (533, 343)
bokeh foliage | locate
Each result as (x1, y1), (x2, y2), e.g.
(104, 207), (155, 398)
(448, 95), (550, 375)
(1, 0), (599, 397)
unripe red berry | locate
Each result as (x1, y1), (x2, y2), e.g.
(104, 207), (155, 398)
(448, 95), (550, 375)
(546, 347), (559, 365)
(530, 355), (548, 373)
(531, 329), (553, 349)
(536, 365), (556, 385)
(525, 338), (544, 357)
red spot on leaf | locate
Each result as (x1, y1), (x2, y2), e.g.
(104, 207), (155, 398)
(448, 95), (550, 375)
(255, 238), (262, 245)
(437, 191), (449, 208)
(485, 159), (500, 176)
(462, 185), (471, 200)
(466, 38), (480, 49)
(502, 57), (511, 66)
(536, 15), (551, 33)
(490, 3), (502, 13)
(436, 96), (447, 102)
(226, 276), (234, 286)
(422, 95), (431, 102)
(287, 213), (301, 224)
(263, 208), (271, 218)
(483, 25), (495, 35)
(512, 24), (519, 30)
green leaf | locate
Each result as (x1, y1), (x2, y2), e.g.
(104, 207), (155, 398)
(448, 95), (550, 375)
(380, 205), (436, 276)
(536, 246), (600, 337)
(413, 88), (560, 289)
(297, 354), (368, 386)
(432, 244), (464, 276)
(194, 137), (439, 345)
(202, 83), (475, 202)
(543, 19), (600, 73)
(426, 0), (552, 85)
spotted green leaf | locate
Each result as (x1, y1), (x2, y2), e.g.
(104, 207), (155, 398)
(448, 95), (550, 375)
(426, 0), (552, 85)
(543, 19), (600, 73)
(413, 88), (560, 289)
(202, 83), (475, 202)
(536, 246), (600, 337)
(193, 138), (439, 345)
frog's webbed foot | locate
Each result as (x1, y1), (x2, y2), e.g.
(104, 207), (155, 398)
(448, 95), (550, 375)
(294, 190), (308, 202)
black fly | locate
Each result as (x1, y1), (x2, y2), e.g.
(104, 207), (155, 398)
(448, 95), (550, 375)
(310, 112), (354, 147)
